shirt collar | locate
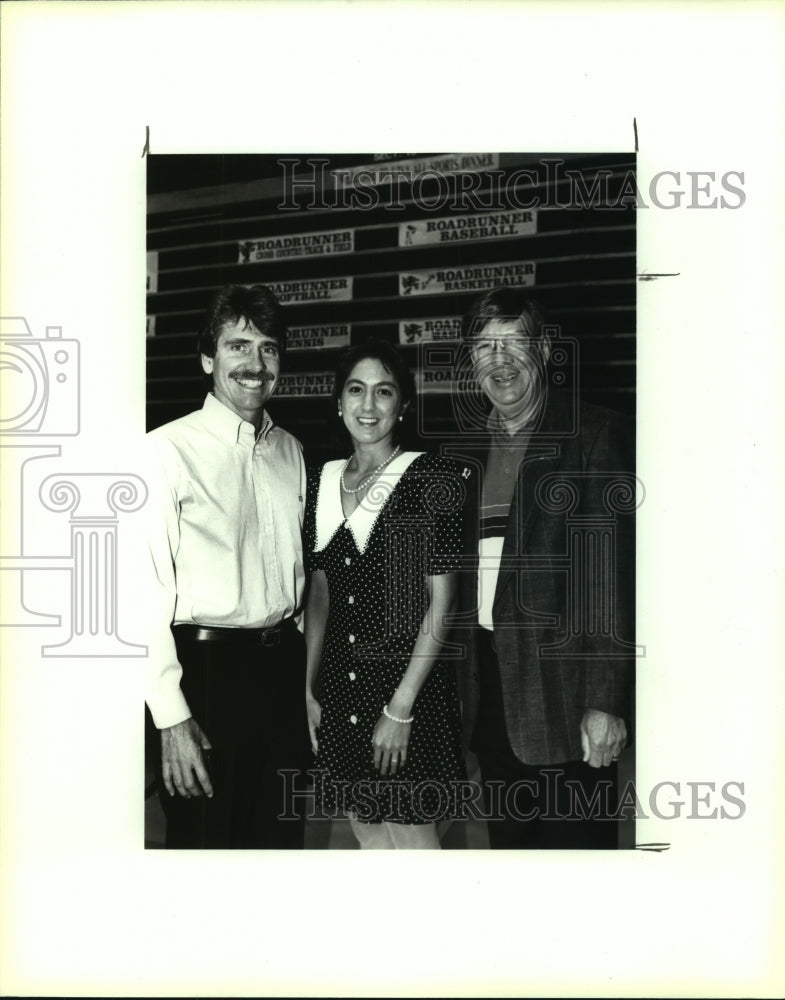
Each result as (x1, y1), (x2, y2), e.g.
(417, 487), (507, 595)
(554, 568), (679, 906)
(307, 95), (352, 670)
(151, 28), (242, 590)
(315, 451), (423, 555)
(487, 407), (537, 441)
(202, 392), (273, 446)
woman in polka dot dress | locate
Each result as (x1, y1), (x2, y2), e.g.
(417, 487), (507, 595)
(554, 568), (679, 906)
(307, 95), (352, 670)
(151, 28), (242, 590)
(304, 341), (468, 849)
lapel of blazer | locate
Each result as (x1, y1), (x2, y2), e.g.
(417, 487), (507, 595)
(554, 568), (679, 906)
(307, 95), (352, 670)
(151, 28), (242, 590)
(440, 443), (487, 623)
(493, 391), (572, 602)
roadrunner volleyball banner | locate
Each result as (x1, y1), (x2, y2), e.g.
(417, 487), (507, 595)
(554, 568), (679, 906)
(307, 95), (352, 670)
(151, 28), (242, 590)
(276, 372), (334, 398)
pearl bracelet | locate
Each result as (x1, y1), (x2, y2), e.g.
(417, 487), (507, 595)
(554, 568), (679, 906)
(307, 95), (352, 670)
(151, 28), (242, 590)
(383, 704), (414, 725)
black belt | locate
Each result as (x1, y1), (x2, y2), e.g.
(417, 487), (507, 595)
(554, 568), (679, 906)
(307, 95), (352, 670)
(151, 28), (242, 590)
(174, 618), (297, 647)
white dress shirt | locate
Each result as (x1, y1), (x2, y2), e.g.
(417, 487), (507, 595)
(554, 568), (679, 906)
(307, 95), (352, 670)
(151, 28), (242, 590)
(142, 393), (306, 728)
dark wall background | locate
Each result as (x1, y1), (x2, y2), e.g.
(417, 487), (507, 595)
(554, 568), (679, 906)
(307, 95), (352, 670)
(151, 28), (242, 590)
(146, 152), (635, 463)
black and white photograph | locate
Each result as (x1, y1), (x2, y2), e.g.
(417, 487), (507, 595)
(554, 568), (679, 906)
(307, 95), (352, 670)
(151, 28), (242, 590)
(1, 2), (783, 997)
(143, 152), (639, 852)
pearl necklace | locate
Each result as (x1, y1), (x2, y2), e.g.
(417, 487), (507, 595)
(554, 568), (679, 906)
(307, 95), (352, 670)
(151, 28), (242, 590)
(340, 444), (401, 494)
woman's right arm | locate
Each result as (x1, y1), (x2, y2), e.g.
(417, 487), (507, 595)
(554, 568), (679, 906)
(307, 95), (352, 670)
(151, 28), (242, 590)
(304, 568), (330, 753)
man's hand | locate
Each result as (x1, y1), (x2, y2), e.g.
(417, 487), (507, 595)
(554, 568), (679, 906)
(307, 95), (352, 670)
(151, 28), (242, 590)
(161, 717), (214, 798)
(580, 709), (627, 768)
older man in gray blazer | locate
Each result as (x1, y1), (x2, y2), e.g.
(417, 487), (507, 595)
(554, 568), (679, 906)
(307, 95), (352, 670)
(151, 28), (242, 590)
(456, 286), (636, 849)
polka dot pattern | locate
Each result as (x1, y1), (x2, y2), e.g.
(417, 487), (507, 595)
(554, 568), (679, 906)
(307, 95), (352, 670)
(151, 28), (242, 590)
(305, 452), (467, 824)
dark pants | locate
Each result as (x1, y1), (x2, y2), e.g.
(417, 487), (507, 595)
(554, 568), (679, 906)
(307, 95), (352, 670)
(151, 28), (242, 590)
(154, 621), (310, 850)
(473, 628), (620, 850)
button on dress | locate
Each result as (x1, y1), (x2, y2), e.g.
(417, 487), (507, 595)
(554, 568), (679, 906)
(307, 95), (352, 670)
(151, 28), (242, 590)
(305, 451), (468, 825)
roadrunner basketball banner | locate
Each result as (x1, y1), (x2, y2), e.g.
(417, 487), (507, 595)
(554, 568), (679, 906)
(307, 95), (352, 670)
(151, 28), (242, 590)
(399, 261), (536, 297)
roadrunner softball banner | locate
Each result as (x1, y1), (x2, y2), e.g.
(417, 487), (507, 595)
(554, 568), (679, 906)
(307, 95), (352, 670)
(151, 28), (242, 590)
(399, 209), (537, 247)
(399, 317), (462, 344)
(399, 261), (536, 296)
(238, 228), (354, 263)
(288, 324), (351, 351)
(268, 276), (353, 303)
(276, 372), (334, 398)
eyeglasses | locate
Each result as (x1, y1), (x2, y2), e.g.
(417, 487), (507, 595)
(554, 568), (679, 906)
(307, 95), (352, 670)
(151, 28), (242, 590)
(470, 336), (541, 355)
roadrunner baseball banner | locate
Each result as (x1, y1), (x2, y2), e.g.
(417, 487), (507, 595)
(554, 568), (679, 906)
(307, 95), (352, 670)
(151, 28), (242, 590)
(399, 317), (462, 345)
(399, 209), (537, 247)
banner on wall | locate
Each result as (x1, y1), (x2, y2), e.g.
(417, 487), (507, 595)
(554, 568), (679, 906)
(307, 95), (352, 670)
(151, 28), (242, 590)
(288, 324), (351, 351)
(146, 251), (158, 293)
(399, 317), (461, 345)
(332, 153), (500, 188)
(276, 372), (334, 398)
(238, 228), (354, 263)
(415, 368), (466, 395)
(269, 277), (353, 304)
(399, 210), (536, 247)
(399, 261), (536, 297)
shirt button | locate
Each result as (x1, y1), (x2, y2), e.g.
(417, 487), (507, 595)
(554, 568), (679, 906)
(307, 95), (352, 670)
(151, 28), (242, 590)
(350, 714), (358, 725)
(503, 467), (510, 475)
(348, 634), (356, 644)
(349, 671), (356, 681)
(348, 595), (355, 604)
(345, 557), (351, 566)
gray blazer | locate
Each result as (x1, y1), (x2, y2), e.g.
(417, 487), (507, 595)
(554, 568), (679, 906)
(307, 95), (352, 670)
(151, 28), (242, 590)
(454, 391), (636, 765)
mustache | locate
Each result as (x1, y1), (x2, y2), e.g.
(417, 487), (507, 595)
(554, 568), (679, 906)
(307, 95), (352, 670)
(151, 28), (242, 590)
(230, 369), (274, 382)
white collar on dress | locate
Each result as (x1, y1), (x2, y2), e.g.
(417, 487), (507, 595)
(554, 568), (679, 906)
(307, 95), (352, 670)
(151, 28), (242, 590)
(315, 450), (423, 555)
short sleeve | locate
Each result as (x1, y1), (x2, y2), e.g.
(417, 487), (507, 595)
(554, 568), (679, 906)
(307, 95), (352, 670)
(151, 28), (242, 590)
(418, 454), (468, 576)
(303, 463), (325, 573)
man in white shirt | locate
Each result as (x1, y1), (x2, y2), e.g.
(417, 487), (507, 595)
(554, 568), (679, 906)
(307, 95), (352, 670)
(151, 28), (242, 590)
(144, 284), (310, 848)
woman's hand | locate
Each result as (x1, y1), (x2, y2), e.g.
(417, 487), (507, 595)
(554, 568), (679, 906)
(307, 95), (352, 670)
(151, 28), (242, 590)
(306, 692), (322, 754)
(372, 711), (411, 776)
